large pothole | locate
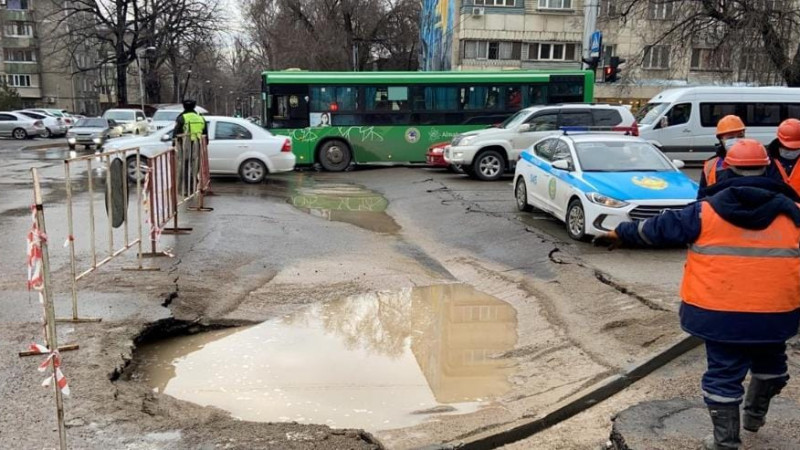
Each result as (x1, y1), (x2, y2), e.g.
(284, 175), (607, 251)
(290, 183), (401, 234)
(131, 284), (518, 432)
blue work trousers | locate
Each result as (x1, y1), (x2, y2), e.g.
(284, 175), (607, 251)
(702, 340), (789, 406)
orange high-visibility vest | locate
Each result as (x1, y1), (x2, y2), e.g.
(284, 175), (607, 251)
(775, 160), (800, 196)
(680, 202), (800, 313)
(703, 157), (720, 186)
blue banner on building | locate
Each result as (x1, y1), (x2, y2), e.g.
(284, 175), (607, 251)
(419, 0), (455, 71)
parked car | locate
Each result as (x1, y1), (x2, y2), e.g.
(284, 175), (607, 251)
(149, 105), (209, 132)
(444, 104), (638, 181)
(636, 86), (800, 162)
(15, 110), (67, 138)
(0, 111), (44, 139)
(103, 116), (296, 183)
(102, 108), (150, 135)
(24, 109), (75, 128)
(513, 130), (697, 241)
(426, 141), (463, 173)
(66, 118), (124, 150)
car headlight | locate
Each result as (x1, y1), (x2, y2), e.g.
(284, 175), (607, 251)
(66, 132), (75, 138)
(586, 192), (629, 208)
(458, 135), (477, 146)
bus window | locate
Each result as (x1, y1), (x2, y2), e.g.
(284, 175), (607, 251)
(528, 85), (548, 105)
(367, 86), (409, 111)
(461, 86), (490, 110)
(505, 86), (522, 110)
(421, 86), (459, 111)
(700, 103), (740, 127)
(268, 85), (309, 129)
(310, 86), (359, 111)
(548, 75), (584, 103)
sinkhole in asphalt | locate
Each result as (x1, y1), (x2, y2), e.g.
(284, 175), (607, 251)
(289, 183), (401, 234)
(133, 284), (518, 431)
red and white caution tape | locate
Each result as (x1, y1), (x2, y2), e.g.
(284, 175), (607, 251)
(142, 169), (164, 244)
(28, 343), (70, 396)
(26, 206), (47, 291)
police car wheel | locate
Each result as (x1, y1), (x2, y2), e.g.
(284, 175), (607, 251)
(566, 199), (590, 241)
(515, 177), (533, 212)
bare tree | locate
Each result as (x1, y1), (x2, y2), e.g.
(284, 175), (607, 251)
(609, 0), (800, 86)
(47, 0), (223, 105)
(241, 0), (421, 71)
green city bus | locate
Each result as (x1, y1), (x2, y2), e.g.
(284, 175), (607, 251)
(262, 70), (594, 171)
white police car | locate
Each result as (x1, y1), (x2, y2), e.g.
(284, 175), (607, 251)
(513, 127), (699, 241)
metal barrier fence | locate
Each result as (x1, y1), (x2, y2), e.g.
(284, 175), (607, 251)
(61, 148), (156, 323)
(144, 148), (180, 255)
(174, 134), (212, 212)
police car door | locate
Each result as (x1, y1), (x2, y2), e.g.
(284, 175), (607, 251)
(528, 137), (560, 212)
(548, 139), (576, 219)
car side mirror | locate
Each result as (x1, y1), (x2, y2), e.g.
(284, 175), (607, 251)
(659, 116), (669, 129)
(672, 159), (685, 169)
(552, 159), (572, 171)
(161, 134), (172, 142)
(147, 118), (153, 123)
(518, 123), (531, 132)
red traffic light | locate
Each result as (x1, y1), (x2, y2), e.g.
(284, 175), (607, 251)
(604, 67), (612, 75)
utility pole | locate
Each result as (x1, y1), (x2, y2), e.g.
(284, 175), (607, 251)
(582, 0), (599, 70)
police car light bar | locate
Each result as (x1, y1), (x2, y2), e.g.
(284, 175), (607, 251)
(559, 126), (638, 136)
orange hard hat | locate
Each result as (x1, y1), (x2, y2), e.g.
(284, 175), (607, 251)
(724, 139), (769, 167)
(716, 115), (746, 137)
(777, 118), (800, 149)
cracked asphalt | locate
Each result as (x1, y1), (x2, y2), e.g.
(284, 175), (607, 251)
(1, 142), (798, 450)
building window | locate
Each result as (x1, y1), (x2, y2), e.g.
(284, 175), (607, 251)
(538, 0), (572, 9)
(649, 0), (674, 19)
(2, 74), (31, 87)
(690, 48), (730, 71)
(642, 45), (670, 69)
(4, 49), (35, 62)
(475, 0), (515, 5)
(526, 42), (578, 61)
(6, 0), (29, 10)
(4, 22), (32, 37)
(464, 40), (521, 60)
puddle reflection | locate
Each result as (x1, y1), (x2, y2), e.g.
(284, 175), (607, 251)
(134, 284), (518, 431)
(290, 184), (401, 234)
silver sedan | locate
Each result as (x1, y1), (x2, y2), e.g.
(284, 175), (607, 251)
(0, 111), (44, 139)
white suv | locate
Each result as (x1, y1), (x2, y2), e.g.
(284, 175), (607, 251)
(102, 108), (150, 135)
(444, 104), (638, 181)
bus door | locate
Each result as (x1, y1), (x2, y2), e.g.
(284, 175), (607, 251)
(267, 84), (309, 129)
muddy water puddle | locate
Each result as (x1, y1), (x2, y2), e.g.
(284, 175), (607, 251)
(290, 183), (400, 233)
(134, 284), (518, 431)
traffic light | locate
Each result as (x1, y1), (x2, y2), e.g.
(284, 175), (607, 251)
(604, 56), (625, 83)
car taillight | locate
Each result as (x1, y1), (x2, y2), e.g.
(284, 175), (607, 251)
(631, 121), (639, 136)
(281, 139), (292, 153)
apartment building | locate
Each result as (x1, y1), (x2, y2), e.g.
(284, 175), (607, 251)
(420, 0), (789, 104)
(0, 0), (102, 114)
(420, 0), (585, 71)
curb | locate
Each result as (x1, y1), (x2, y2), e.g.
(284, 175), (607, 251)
(428, 335), (703, 450)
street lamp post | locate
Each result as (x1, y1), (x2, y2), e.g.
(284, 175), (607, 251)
(135, 46), (156, 111)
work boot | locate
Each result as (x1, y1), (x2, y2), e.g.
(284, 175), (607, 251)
(702, 404), (741, 449)
(743, 377), (785, 432)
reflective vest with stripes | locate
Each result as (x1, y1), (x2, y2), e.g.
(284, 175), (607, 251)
(775, 160), (800, 196)
(703, 157), (722, 186)
(680, 202), (800, 314)
(182, 112), (205, 141)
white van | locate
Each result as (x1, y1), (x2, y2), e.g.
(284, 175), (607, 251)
(636, 87), (800, 162)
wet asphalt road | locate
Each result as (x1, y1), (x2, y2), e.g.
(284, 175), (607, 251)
(0, 141), (712, 449)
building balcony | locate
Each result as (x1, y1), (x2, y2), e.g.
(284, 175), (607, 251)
(2, 36), (37, 48)
(14, 86), (41, 99)
(4, 62), (39, 73)
(2, 8), (32, 21)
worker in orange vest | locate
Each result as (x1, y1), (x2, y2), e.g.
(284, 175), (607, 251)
(697, 115), (746, 198)
(597, 140), (800, 449)
(768, 118), (800, 195)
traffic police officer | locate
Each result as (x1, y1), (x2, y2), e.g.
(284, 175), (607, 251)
(174, 99), (207, 141)
(598, 140), (800, 449)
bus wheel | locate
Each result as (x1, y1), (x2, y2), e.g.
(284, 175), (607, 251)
(318, 140), (352, 172)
